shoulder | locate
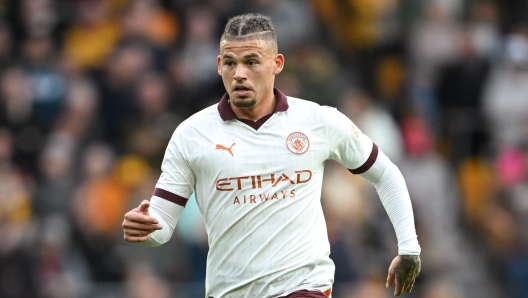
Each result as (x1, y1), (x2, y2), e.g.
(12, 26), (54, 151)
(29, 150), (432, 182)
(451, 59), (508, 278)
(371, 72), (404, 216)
(286, 96), (341, 119)
(174, 104), (222, 133)
(286, 96), (323, 111)
(167, 104), (222, 148)
(285, 97), (355, 134)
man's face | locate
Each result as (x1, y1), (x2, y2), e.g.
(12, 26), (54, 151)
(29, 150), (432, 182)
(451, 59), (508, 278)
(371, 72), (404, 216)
(217, 38), (284, 110)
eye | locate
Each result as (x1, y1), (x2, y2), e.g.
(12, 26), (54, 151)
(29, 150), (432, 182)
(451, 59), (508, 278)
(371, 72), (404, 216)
(247, 60), (258, 66)
(224, 61), (235, 66)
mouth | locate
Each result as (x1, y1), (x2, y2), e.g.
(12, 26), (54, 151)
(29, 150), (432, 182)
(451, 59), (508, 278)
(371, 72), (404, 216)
(233, 85), (252, 95)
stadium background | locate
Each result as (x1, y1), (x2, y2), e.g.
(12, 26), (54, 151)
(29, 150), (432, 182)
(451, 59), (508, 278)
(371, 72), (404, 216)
(0, 0), (527, 297)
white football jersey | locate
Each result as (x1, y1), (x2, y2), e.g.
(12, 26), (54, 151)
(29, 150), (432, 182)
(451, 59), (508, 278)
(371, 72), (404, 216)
(154, 89), (376, 298)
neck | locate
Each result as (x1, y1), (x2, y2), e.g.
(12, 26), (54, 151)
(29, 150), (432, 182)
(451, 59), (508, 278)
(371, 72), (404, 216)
(231, 91), (276, 121)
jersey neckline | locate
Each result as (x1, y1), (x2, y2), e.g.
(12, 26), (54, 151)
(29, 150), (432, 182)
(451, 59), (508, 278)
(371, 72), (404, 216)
(217, 88), (289, 130)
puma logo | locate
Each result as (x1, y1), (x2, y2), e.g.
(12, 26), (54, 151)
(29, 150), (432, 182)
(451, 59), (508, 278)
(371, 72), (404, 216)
(216, 143), (236, 156)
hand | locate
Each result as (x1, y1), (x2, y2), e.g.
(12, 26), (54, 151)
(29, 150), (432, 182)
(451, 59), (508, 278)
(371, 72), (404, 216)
(386, 255), (421, 296)
(123, 200), (163, 242)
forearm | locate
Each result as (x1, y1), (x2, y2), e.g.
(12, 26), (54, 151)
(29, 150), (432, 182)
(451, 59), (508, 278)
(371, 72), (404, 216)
(361, 151), (421, 255)
(142, 196), (184, 247)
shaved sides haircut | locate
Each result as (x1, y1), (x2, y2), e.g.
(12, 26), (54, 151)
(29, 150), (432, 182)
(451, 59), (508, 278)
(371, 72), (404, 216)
(220, 14), (277, 51)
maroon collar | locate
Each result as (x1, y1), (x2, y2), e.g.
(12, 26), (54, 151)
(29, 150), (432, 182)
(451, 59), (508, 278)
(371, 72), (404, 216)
(217, 88), (289, 122)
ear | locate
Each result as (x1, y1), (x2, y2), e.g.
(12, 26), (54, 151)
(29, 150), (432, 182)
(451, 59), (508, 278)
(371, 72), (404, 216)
(217, 55), (222, 75)
(273, 54), (285, 75)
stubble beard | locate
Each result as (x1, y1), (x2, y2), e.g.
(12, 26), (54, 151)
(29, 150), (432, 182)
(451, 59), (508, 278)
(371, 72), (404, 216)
(231, 96), (257, 109)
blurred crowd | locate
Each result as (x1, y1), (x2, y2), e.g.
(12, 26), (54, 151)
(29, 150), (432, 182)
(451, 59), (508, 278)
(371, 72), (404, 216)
(0, 0), (527, 297)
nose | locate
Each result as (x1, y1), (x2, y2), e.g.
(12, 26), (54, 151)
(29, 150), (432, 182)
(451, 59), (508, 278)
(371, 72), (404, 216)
(234, 65), (246, 81)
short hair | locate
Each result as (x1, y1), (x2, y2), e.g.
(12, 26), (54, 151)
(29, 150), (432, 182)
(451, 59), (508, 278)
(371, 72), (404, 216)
(220, 14), (277, 48)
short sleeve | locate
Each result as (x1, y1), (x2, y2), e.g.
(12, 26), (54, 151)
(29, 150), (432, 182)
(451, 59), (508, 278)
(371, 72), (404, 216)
(323, 106), (377, 173)
(155, 125), (196, 200)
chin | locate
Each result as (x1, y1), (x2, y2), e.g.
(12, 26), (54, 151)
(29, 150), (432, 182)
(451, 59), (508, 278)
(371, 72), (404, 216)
(231, 97), (257, 109)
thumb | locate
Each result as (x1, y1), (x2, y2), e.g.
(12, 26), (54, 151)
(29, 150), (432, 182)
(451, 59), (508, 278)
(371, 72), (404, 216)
(387, 262), (396, 288)
(138, 200), (150, 213)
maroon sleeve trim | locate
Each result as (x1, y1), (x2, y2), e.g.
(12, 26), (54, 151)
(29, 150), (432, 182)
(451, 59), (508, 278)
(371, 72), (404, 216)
(349, 143), (379, 175)
(152, 188), (188, 207)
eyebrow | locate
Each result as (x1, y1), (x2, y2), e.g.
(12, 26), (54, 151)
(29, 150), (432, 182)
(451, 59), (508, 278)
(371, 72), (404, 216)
(243, 53), (260, 59)
(222, 53), (261, 59)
